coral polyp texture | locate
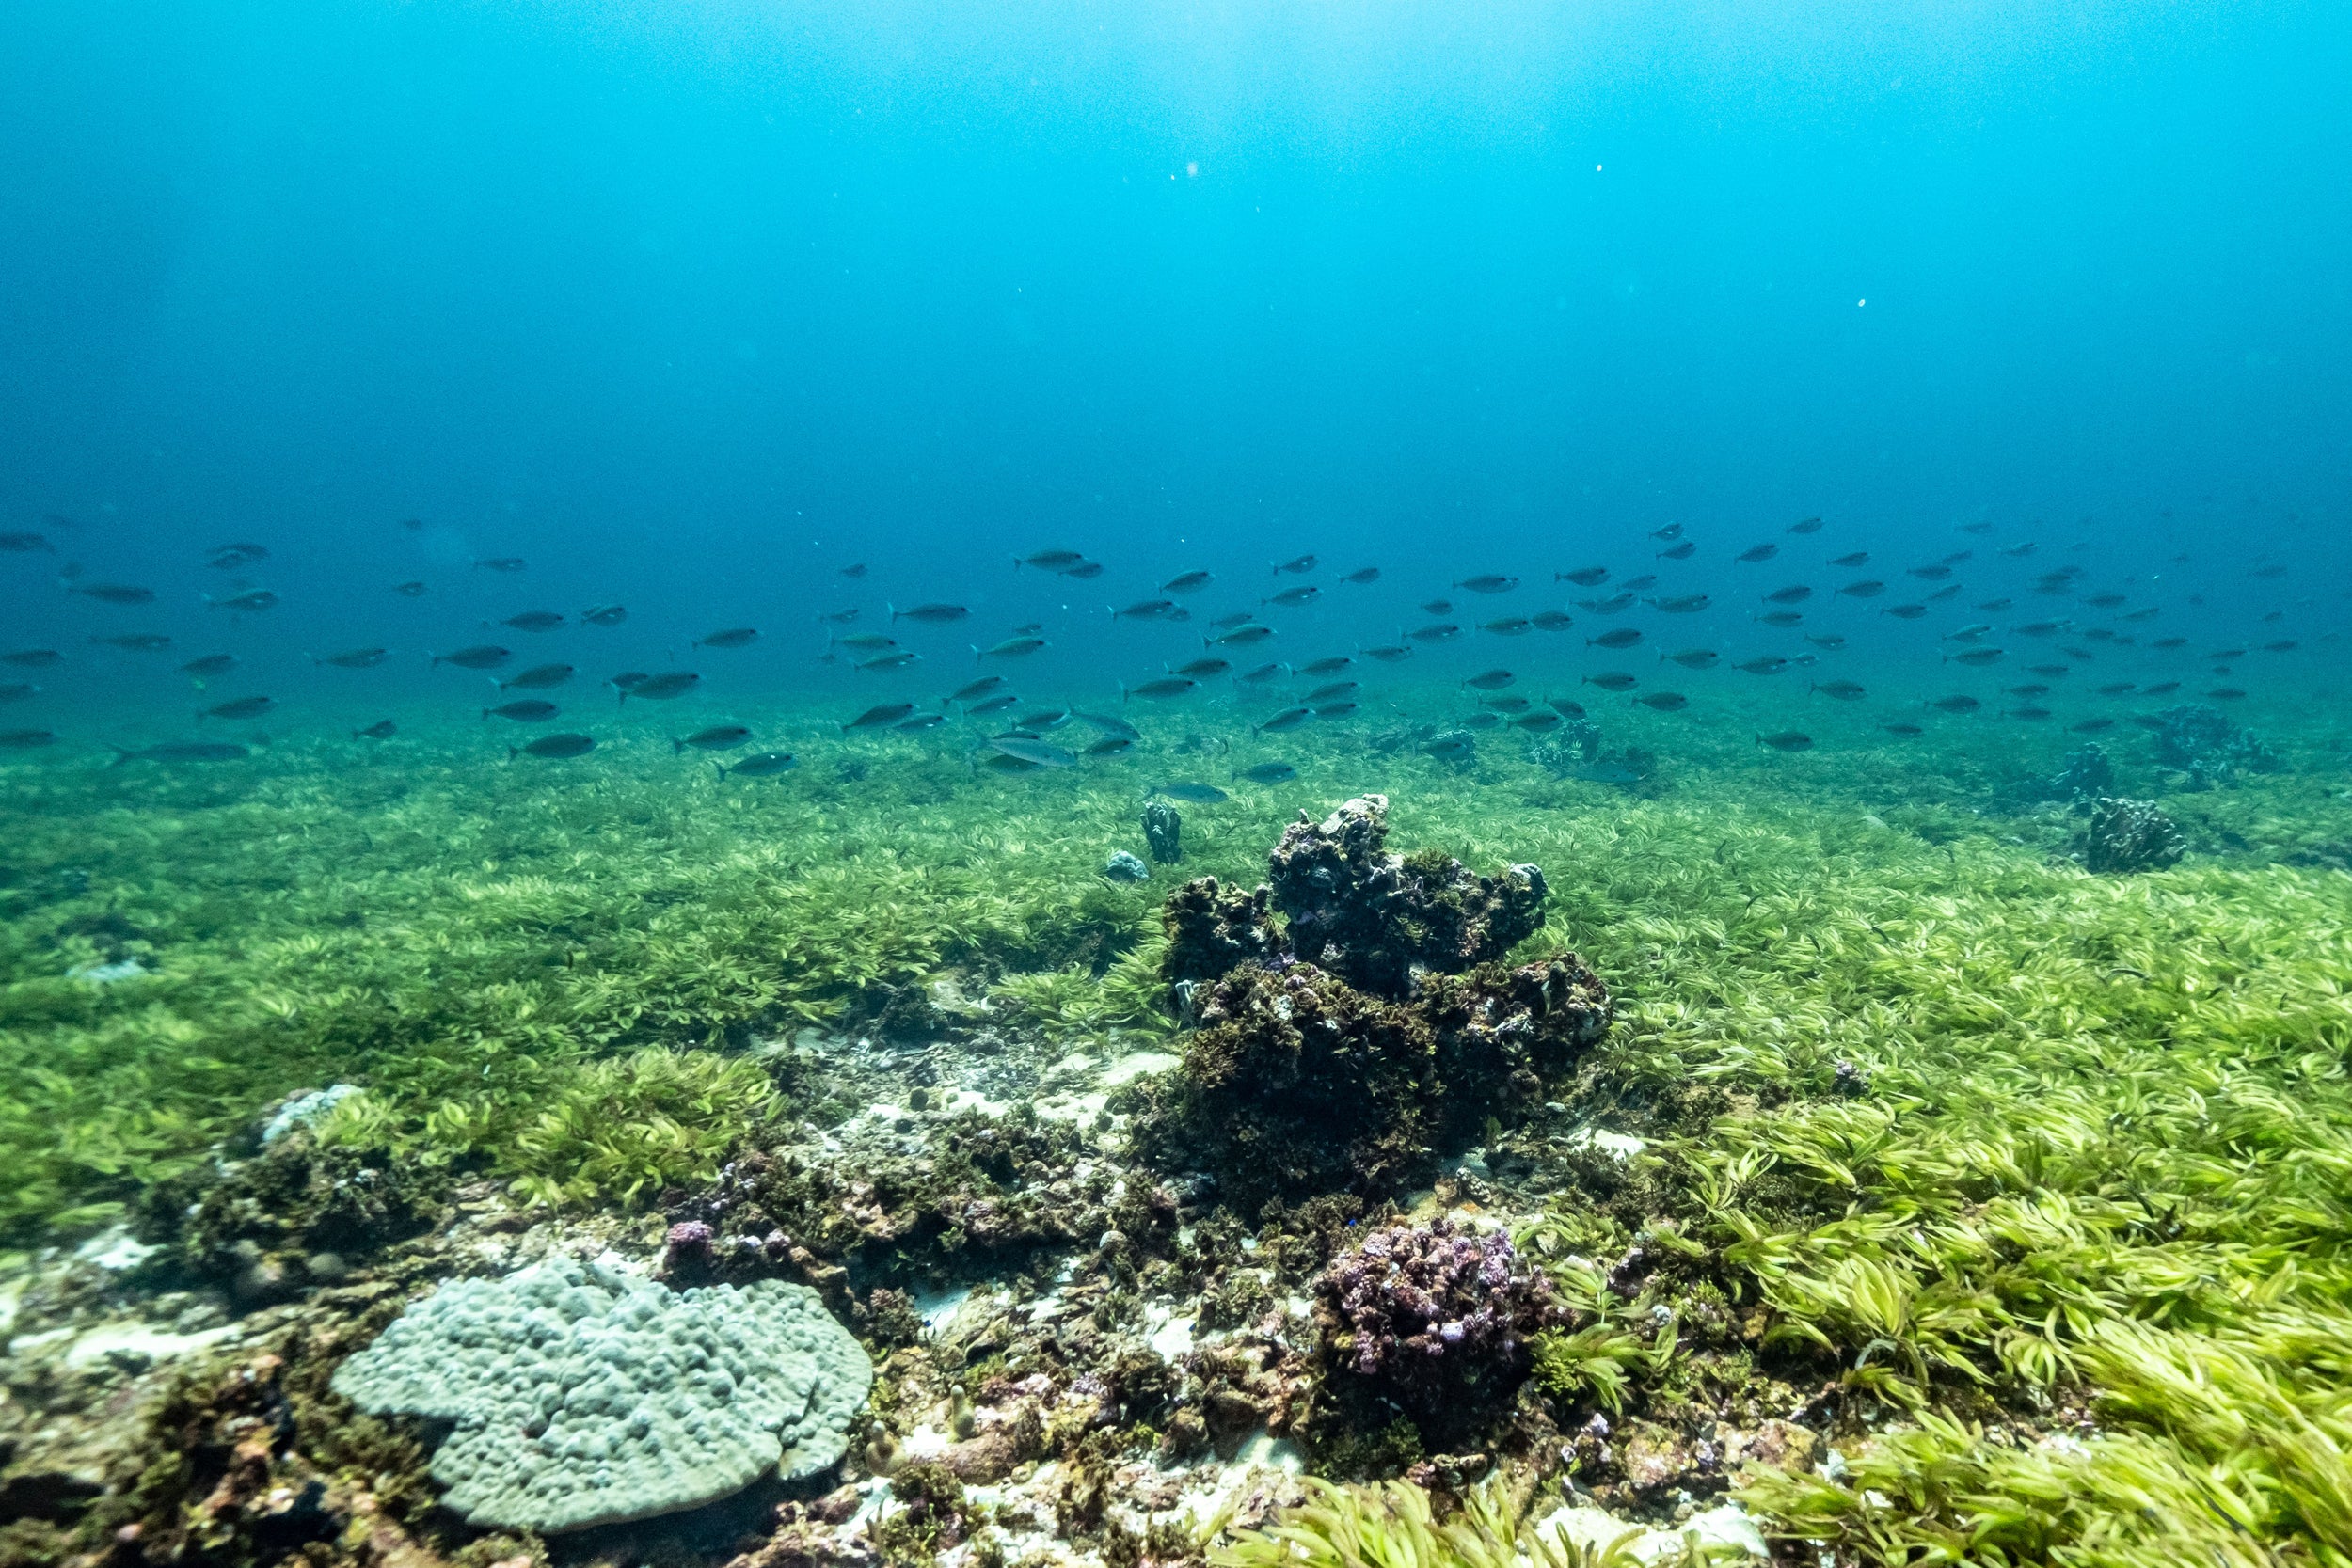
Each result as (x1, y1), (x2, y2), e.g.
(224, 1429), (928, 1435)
(329, 1256), (872, 1532)
(1134, 795), (1608, 1204)
(1315, 1216), (1565, 1420)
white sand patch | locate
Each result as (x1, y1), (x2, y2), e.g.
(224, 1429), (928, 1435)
(67, 958), (150, 984)
(1147, 1310), (1195, 1360)
(1101, 1051), (1181, 1086)
(1565, 1126), (1648, 1158)
(73, 1227), (159, 1272)
(56, 1321), (242, 1370)
(1537, 1500), (1767, 1563)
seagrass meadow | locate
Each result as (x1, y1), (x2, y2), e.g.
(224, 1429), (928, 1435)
(5, 685), (2352, 1564)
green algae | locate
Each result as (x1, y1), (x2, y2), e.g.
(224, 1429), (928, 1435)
(6, 690), (2352, 1564)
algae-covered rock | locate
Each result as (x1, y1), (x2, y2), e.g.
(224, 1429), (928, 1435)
(1134, 798), (1608, 1206)
(1136, 958), (1609, 1208)
(1268, 796), (1546, 1000)
(1160, 876), (1280, 988)
(1142, 799), (1182, 863)
(667, 1113), (1099, 1291)
(1132, 962), (1441, 1206)
(1422, 957), (1613, 1133)
(2081, 797), (2185, 874)
(2051, 743), (2116, 800)
(160, 1125), (449, 1302)
(330, 1257), (872, 1532)
(2149, 703), (2280, 788)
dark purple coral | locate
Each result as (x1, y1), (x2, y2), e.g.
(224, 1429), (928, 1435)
(1315, 1217), (1565, 1417)
(662, 1220), (716, 1274)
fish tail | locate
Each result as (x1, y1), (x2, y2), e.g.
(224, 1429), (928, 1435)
(105, 746), (131, 767)
(971, 644), (982, 664)
(886, 602), (898, 621)
(507, 746), (520, 760)
(672, 737), (686, 754)
(712, 761), (728, 781)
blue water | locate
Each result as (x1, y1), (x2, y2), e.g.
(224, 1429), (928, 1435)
(1, 0), (2345, 733)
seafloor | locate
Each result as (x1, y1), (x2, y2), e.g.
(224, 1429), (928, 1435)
(3, 688), (2350, 1568)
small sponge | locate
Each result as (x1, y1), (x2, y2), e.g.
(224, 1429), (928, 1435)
(332, 1257), (872, 1532)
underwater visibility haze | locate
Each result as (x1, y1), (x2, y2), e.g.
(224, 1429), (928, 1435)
(4, 2), (2352, 1565)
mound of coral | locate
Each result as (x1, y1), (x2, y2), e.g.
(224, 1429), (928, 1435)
(1132, 796), (1610, 1207)
(331, 1256), (873, 1532)
(1313, 1216), (1565, 1432)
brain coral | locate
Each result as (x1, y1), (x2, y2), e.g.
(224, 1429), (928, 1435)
(331, 1256), (872, 1532)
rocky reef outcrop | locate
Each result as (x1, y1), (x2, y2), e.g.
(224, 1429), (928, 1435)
(1160, 876), (1280, 992)
(1142, 799), (1182, 863)
(140, 1117), (449, 1306)
(2051, 743), (2116, 800)
(1134, 796), (1609, 1208)
(1266, 797), (1548, 998)
(2148, 703), (2280, 789)
(2081, 797), (2185, 874)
